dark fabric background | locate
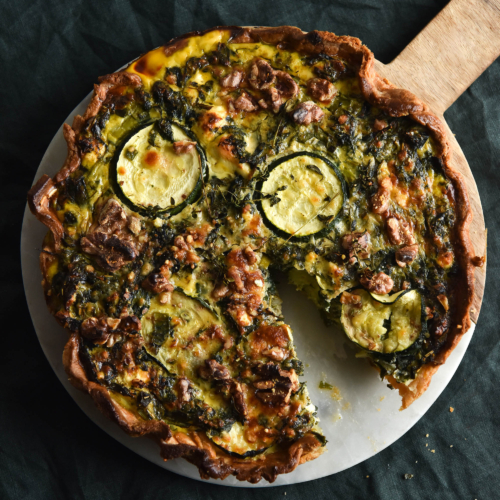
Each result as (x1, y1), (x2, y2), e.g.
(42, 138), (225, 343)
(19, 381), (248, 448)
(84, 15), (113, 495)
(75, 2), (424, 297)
(1, 0), (499, 498)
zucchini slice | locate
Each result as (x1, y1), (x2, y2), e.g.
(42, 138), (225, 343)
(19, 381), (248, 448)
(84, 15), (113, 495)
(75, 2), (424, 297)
(141, 290), (227, 380)
(257, 152), (345, 238)
(207, 422), (271, 458)
(341, 289), (423, 353)
(113, 122), (205, 216)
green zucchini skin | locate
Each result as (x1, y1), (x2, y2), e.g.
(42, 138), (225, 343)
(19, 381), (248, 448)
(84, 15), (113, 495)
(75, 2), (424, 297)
(369, 289), (409, 304)
(254, 151), (348, 242)
(110, 120), (207, 218)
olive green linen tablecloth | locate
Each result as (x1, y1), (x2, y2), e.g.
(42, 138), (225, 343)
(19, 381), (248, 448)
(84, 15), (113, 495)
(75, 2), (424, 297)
(1, 0), (499, 498)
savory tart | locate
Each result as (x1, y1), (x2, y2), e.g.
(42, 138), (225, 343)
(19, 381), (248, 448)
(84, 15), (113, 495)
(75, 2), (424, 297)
(28, 26), (481, 483)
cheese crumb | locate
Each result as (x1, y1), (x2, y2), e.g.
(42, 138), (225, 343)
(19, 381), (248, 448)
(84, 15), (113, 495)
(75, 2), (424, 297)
(450, 407), (454, 413)
(431, 450), (435, 453)
(426, 434), (429, 437)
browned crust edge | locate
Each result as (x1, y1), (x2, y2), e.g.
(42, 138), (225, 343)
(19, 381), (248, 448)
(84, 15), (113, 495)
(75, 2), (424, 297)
(32, 25), (482, 480)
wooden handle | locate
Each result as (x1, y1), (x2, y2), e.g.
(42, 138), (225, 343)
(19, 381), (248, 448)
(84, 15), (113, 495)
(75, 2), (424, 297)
(376, 0), (500, 114)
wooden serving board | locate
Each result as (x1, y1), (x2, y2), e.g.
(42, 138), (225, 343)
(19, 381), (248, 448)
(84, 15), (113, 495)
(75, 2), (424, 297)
(374, 0), (500, 324)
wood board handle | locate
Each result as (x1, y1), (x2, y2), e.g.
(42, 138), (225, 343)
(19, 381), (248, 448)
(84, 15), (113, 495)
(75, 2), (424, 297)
(376, 0), (500, 114)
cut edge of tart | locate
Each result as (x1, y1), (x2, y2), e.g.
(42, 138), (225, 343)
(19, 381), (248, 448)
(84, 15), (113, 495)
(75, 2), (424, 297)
(27, 25), (482, 483)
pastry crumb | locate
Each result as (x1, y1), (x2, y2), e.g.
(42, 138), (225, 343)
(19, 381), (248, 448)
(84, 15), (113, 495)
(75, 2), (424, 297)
(450, 445), (453, 448)
(404, 473), (414, 480)
(426, 434), (429, 437)
(450, 407), (454, 412)
(431, 450), (435, 453)
(331, 386), (342, 401)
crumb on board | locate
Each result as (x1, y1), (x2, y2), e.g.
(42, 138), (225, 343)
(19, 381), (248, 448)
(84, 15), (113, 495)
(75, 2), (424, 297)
(366, 475), (369, 478)
(431, 450), (435, 453)
(379, 396), (385, 402)
(426, 443), (428, 447)
(450, 445), (453, 448)
(319, 380), (333, 390)
(450, 407), (454, 412)
(331, 386), (342, 401)
(404, 474), (414, 480)
(426, 434), (429, 437)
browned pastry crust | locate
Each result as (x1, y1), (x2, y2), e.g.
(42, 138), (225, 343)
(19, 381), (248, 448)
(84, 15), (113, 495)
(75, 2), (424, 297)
(29, 25), (482, 481)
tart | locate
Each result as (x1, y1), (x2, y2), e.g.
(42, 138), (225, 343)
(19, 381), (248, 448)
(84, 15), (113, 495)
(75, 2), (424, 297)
(28, 26), (481, 483)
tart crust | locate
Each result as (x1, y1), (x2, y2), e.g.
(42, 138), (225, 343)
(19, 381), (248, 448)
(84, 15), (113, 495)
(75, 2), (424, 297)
(29, 25), (481, 481)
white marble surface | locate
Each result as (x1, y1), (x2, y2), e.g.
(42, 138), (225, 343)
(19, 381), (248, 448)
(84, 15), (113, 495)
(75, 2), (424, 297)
(21, 93), (475, 487)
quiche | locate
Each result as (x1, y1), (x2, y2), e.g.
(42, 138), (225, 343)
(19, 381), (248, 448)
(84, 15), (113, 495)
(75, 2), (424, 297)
(28, 26), (481, 483)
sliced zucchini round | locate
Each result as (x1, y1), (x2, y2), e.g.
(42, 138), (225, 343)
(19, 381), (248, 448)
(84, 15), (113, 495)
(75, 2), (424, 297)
(256, 152), (346, 239)
(141, 289), (227, 382)
(113, 122), (205, 216)
(341, 289), (423, 353)
(207, 422), (271, 458)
